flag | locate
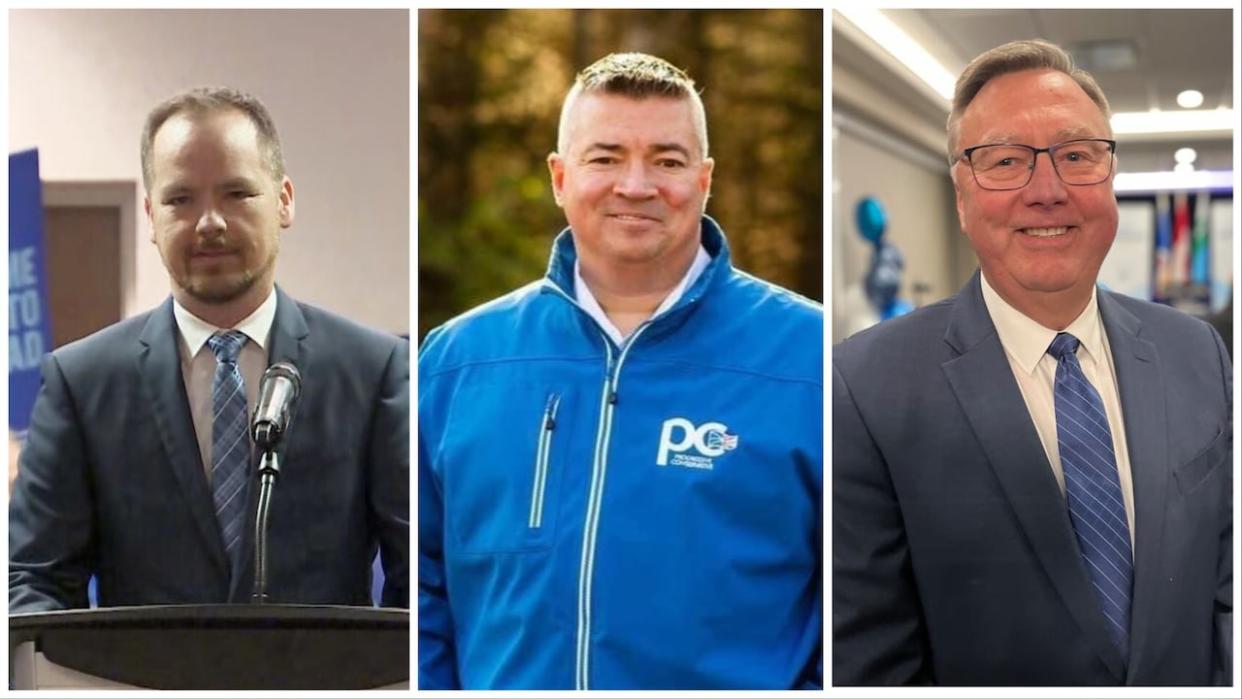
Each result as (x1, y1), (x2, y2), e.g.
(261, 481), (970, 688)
(1153, 193), (1172, 301)
(1190, 190), (1211, 287)
(1170, 191), (1191, 286)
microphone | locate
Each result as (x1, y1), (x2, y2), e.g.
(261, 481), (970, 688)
(250, 360), (300, 604)
(251, 361), (301, 451)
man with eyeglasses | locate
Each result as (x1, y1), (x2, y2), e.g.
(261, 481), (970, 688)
(833, 39), (1231, 685)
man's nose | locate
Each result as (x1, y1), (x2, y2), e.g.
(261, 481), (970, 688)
(195, 206), (226, 235)
(1021, 152), (1069, 206)
(613, 162), (658, 198)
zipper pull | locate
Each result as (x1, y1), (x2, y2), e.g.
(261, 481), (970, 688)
(543, 393), (559, 430)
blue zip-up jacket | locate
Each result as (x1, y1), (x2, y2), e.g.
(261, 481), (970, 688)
(419, 217), (822, 689)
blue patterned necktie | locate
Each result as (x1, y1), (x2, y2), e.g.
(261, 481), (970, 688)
(208, 330), (250, 582)
(1047, 332), (1133, 659)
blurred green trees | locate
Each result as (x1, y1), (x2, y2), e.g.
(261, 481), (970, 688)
(418, 8), (823, 340)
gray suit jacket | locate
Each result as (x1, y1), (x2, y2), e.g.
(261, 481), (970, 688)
(833, 271), (1231, 685)
(9, 287), (409, 611)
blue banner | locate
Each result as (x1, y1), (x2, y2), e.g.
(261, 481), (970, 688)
(9, 149), (53, 433)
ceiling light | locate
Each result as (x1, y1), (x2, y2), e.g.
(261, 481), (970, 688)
(1173, 162), (1195, 173)
(1176, 89), (1204, 109)
(1110, 108), (1234, 135)
(836, 9), (956, 101)
(1174, 147), (1198, 164)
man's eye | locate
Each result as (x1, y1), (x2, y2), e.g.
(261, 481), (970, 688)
(588, 157), (616, 165)
(229, 190), (255, 199)
(165, 196), (190, 206)
(658, 159), (686, 169)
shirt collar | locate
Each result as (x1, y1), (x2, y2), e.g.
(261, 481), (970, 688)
(980, 272), (1105, 375)
(173, 286), (278, 357)
(574, 245), (712, 345)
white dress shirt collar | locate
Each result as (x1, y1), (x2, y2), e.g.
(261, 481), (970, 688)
(172, 286), (278, 356)
(981, 273), (1105, 374)
(574, 245), (711, 346)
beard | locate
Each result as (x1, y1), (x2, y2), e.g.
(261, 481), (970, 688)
(172, 241), (278, 305)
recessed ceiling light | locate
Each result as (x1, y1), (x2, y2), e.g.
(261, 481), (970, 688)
(1176, 89), (1205, 109)
(1174, 147), (1198, 164)
(1173, 162), (1195, 173)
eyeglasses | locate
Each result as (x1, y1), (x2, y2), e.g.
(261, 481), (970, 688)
(958, 138), (1117, 191)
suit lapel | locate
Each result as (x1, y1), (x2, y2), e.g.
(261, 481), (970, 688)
(940, 273), (1126, 681)
(230, 286), (310, 601)
(137, 298), (230, 579)
(1098, 292), (1167, 681)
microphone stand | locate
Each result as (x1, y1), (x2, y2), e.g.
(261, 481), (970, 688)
(251, 424), (282, 604)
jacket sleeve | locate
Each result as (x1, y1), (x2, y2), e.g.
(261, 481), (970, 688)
(369, 339), (411, 608)
(832, 360), (931, 685)
(418, 405), (460, 689)
(8, 353), (95, 612)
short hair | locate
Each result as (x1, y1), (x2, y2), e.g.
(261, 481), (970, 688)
(556, 52), (709, 158)
(946, 39), (1112, 162)
(141, 86), (285, 190)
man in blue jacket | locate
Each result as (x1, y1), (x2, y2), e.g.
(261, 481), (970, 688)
(419, 53), (823, 689)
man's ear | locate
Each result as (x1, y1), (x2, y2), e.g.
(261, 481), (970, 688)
(952, 167), (968, 233)
(698, 157), (714, 195)
(548, 153), (565, 207)
(278, 176), (295, 228)
(144, 195), (154, 242)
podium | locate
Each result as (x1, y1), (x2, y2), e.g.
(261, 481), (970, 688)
(9, 604), (409, 690)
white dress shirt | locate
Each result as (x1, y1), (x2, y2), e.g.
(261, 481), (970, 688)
(173, 288), (277, 482)
(575, 245), (712, 346)
(980, 274), (1136, 548)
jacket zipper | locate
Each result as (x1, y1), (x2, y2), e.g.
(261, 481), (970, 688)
(528, 393), (560, 529)
(539, 280), (656, 689)
(575, 323), (650, 690)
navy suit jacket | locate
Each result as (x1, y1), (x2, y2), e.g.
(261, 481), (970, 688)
(9, 287), (409, 611)
(833, 272), (1231, 685)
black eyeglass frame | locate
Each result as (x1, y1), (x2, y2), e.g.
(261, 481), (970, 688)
(957, 138), (1118, 191)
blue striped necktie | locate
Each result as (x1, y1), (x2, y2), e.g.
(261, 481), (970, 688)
(1047, 332), (1132, 660)
(208, 330), (251, 582)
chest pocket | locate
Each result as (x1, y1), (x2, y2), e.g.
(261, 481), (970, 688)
(441, 385), (577, 555)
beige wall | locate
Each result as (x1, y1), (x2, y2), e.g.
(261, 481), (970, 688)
(9, 9), (410, 335)
(831, 113), (967, 343)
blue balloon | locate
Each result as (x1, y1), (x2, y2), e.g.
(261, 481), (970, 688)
(855, 197), (888, 245)
(881, 298), (914, 320)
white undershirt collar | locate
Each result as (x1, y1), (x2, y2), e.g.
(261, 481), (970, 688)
(574, 245), (711, 346)
(173, 285), (278, 356)
(981, 273), (1105, 373)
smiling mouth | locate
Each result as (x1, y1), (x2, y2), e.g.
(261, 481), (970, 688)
(609, 213), (658, 222)
(1019, 226), (1073, 238)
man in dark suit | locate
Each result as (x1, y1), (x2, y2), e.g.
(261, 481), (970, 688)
(833, 40), (1231, 685)
(9, 87), (409, 611)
